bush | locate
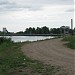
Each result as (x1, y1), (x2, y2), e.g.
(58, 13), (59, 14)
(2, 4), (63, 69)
(63, 35), (75, 49)
(0, 37), (12, 44)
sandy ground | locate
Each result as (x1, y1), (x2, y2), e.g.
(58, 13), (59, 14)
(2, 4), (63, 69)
(22, 38), (75, 75)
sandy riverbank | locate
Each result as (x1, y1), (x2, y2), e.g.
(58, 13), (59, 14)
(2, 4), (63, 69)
(22, 38), (75, 75)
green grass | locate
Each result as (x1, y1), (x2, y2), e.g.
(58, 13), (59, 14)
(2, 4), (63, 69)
(63, 35), (75, 49)
(0, 38), (68, 75)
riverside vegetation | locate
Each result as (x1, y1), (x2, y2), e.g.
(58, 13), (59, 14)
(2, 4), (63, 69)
(63, 35), (75, 49)
(0, 37), (69, 75)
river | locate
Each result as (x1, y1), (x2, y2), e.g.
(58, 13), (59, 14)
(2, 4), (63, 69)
(0, 36), (54, 42)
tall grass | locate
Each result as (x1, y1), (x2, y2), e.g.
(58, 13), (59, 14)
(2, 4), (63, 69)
(63, 35), (75, 49)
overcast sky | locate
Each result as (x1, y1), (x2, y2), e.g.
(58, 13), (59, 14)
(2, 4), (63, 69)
(0, 0), (74, 32)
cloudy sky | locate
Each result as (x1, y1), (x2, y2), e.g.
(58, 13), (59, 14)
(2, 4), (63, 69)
(0, 0), (74, 32)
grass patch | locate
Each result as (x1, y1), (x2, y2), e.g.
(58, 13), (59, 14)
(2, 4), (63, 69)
(0, 37), (68, 75)
(63, 35), (75, 49)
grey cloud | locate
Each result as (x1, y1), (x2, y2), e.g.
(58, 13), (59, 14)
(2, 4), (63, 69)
(0, 1), (8, 5)
(0, 1), (28, 11)
(66, 9), (74, 12)
(0, 0), (15, 5)
(0, 0), (74, 12)
(0, 0), (42, 12)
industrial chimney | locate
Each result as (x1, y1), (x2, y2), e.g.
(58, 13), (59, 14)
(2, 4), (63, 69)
(71, 19), (73, 30)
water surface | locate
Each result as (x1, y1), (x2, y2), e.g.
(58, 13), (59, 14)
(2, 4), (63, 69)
(0, 36), (54, 42)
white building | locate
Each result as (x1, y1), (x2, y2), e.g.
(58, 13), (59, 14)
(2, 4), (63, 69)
(60, 26), (70, 34)
(3, 28), (8, 33)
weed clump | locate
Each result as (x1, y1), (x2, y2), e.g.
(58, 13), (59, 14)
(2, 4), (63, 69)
(63, 35), (75, 49)
(0, 37), (12, 44)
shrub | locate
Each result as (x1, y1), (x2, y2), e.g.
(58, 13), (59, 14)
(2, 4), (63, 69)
(0, 37), (12, 44)
(63, 35), (75, 49)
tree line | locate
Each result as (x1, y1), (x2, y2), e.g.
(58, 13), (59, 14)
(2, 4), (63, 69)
(0, 26), (75, 35)
(16, 26), (75, 34)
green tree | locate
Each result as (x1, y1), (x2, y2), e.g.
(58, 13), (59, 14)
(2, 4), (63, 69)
(41, 26), (49, 34)
(36, 27), (42, 34)
(32, 27), (36, 34)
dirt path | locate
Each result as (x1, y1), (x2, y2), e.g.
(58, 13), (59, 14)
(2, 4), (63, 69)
(22, 38), (75, 75)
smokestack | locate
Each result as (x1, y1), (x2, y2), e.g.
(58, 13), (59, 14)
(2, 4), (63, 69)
(71, 19), (73, 30)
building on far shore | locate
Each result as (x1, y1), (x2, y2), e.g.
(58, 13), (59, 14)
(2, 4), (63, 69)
(60, 26), (70, 34)
(3, 28), (8, 34)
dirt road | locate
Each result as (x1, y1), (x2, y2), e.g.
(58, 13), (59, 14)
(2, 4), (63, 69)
(22, 38), (75, 75)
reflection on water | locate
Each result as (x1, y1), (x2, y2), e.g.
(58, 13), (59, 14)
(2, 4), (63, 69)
(0, 36), (54, 42)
